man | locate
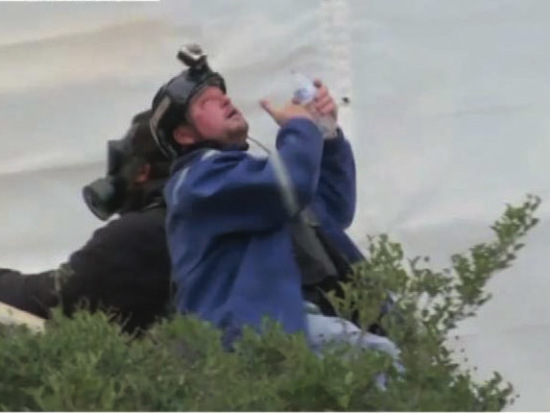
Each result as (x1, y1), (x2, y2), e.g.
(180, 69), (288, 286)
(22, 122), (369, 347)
(149, 45), (376, 349)
(0, 111), (172, 333)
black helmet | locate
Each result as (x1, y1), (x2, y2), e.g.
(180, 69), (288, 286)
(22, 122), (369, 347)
(150, 44), (226, 158)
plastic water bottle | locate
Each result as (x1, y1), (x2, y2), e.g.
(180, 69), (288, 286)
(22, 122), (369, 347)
(292, 71), (337, 138)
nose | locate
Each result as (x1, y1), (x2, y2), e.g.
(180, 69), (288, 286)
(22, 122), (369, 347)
(221, 94), (231, 106)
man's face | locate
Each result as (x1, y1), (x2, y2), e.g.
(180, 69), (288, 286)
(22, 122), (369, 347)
(186, 86), (249, 145)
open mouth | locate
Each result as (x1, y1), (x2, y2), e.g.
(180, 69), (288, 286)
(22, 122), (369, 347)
(226, 108), (239, 119)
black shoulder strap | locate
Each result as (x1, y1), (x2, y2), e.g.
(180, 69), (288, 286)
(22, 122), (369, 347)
(291, 208), (352, 286)
(291, 211), (338, 286)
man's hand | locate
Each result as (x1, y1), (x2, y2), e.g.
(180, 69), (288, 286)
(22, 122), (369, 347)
(260, 99), (313, 127)
(305, 79), (338, 124)
(290, 79), (339, 138)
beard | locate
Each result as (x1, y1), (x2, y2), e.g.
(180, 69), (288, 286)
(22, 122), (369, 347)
(226, 119), (249, 144)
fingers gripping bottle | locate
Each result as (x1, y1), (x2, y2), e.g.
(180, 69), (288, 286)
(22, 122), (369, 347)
(292, 71), (337, 139)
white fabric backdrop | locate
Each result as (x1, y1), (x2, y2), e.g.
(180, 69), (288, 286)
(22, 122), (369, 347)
(0, 0), (548, 409)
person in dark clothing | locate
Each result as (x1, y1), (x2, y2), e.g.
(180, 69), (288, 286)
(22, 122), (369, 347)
(0, 110), (172, 333)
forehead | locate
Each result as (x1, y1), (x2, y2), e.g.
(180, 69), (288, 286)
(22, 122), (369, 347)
(193, 86), (225, 104)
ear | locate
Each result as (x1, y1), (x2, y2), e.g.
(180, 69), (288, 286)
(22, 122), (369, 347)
(173, 123), (197, 146)
(134, 163), (151, 184)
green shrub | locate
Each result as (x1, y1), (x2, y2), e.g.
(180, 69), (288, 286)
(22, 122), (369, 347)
(0, 195), (540, 411)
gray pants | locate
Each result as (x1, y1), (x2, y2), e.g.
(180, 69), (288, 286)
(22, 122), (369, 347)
(304, 302), (404, 388)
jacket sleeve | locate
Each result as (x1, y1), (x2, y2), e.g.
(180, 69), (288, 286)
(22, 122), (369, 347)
(0, 267), (58, 318)
(312, 128), (357, 229)
(169, 118), (324, 233)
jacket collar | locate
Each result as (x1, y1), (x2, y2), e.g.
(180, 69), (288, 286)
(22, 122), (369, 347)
(171, 140), (249, 173)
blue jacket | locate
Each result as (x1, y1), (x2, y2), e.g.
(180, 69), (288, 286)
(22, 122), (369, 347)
(164, 118), (363, 343)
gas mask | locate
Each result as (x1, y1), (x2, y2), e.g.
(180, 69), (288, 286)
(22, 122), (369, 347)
(82, 128), (138, 221)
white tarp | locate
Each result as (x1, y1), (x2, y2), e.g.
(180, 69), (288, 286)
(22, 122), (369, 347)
(0, 0), (548, 409)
